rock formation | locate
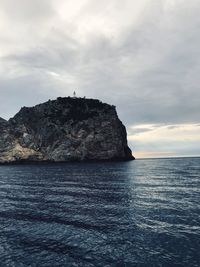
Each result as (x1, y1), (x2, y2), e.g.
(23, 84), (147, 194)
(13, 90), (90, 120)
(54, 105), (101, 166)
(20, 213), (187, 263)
(0, 97), (134, 163)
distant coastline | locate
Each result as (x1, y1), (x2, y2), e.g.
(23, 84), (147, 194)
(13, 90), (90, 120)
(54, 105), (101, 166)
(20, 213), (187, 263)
(136, 156), (200, 160)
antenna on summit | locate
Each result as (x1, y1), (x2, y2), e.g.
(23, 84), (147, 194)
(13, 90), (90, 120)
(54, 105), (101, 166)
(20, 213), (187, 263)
(73, 91), (76, 98)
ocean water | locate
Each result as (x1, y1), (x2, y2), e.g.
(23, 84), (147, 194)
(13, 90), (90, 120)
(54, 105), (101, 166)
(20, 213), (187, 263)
(0, 158), (199, 267)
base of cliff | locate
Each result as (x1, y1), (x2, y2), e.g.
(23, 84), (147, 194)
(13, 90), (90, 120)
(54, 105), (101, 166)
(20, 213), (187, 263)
(0, 156), (135, 165)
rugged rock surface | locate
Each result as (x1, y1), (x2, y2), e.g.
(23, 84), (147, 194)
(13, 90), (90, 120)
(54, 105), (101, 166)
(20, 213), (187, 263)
(0, 97), (134, 163)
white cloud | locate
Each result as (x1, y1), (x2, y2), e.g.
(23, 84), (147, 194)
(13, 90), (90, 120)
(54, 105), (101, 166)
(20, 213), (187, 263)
(128, 123), (200, 158)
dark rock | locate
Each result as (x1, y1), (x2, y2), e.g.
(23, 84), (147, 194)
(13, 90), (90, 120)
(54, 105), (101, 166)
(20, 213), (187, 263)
(0, 97), (134, 163)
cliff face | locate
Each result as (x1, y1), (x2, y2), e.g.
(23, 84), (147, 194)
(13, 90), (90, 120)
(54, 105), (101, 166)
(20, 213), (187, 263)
(0, 97), (134, 163)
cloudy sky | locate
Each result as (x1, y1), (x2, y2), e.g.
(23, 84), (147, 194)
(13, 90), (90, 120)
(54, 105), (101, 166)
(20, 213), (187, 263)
(0, 0), (199, 158)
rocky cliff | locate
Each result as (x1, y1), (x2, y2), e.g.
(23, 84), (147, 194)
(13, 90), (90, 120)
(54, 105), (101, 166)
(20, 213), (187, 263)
(0, 97), (134, 163)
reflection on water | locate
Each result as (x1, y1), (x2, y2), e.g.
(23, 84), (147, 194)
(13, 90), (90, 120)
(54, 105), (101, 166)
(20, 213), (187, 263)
(0, 158), (200, 266)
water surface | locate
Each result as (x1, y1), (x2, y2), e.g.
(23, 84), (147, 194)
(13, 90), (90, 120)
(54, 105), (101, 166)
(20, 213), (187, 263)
(0, 158), (199, 266)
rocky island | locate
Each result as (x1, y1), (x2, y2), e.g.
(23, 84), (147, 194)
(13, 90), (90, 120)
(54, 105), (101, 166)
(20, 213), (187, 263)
(0, 97), (134, 163)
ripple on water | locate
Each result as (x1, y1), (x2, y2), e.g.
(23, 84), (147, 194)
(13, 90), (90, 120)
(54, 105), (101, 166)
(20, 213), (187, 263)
(0, 158), (200, 266)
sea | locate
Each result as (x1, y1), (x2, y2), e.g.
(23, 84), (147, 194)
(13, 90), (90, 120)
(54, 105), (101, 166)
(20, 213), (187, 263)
(0, 157), (199, 267)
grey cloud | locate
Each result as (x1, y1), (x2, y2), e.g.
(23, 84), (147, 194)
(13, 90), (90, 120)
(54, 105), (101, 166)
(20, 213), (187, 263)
(167, 125), (181, 130)
(0, 1), (199, 143)
(0, 0), (54, 21)
(0, 72), (70, 119)
(127, 128), (153, 136)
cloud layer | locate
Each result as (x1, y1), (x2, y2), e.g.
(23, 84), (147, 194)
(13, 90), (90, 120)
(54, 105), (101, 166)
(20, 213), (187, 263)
(0, 0), (199, 157)
(128, 123), (200, 158)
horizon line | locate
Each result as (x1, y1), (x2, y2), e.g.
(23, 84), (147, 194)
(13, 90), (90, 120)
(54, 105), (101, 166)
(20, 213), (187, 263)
(135, 156), (200, 160)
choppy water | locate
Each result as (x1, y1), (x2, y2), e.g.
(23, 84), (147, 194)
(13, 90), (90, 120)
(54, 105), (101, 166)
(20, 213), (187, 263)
(0, 158), (200, 267)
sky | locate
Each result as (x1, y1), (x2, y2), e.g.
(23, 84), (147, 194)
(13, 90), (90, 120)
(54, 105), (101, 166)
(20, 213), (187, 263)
(0, 0), (199, 158)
